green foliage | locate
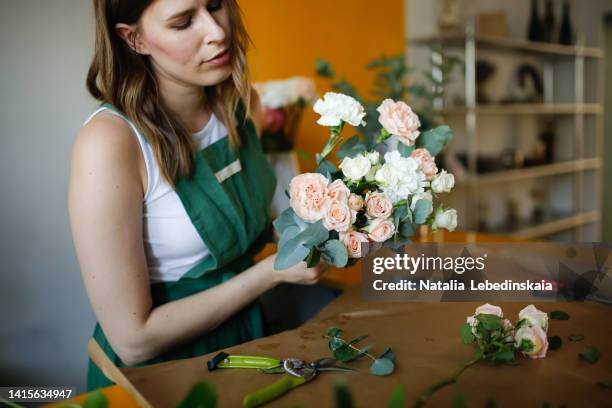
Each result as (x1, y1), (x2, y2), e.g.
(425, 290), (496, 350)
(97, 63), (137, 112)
(413, 199), (433, 225)
(176, 382), (217, 408)
(326, 327), (395, 376)
(568, 334), (584, 342)
(388, 385), (406, 408)
(579, 347), (600, 364)
(460, 323), (475, 345)
(550, 310), (570, 320)
(415, 126), (452, 156)
(320, 239), (349, 267)
(82, 391), (108, 408)
(548, 336), (562, 351)
(274, 216), (329, 270)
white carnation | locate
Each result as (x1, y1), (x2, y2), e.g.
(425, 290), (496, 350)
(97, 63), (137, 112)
(339, 154), (371, 181)
(313, 92), (366, 127)
(374, 151), (427, 203)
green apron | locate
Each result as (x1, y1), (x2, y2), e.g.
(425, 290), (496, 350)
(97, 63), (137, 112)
(87, 103), (277, 391)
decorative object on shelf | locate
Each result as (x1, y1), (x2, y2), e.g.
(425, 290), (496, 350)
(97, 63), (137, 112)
(477, 11), (509, 38)
(475, 59), (496, 104)
(502, 63), (544, 104)
(438, 0), (463, 32)
(558, 0), (574, 45)
(543, 0), (557, 43)
(527, 0), (545, 42)
(534, 119), (556, 164)
(254, 76), (317, 153)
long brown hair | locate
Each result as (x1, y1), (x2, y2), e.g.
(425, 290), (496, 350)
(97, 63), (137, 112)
(87, 0), (253, 184)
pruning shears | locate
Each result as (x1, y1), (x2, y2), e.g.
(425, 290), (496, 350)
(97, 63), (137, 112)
(207, 352), (354, 407)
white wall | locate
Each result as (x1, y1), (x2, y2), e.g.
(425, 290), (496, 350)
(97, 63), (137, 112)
(0, 0), (97, 391)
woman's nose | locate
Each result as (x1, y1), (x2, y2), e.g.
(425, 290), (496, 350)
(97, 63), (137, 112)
(198, 9), (226, 45)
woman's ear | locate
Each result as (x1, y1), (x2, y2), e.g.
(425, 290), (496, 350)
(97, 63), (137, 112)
(115, 23), (150, 55)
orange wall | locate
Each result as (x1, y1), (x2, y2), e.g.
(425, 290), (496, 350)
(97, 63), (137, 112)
(241, 0), (405, 171)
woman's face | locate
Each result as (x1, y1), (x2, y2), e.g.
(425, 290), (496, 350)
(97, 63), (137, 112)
(132, 0), (233, 87)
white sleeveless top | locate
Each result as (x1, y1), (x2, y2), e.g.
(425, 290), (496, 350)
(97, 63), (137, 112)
(83, 106), (229, 283)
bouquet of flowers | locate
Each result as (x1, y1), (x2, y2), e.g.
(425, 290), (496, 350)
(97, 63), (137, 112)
(254, 76), (317, 152)
(273, 92), (457, 270)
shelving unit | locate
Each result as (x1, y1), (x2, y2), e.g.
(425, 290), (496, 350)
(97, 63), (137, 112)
(410, 20), (604, 241)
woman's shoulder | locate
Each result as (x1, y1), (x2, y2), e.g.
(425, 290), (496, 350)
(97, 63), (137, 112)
(71, 110), (145, 193)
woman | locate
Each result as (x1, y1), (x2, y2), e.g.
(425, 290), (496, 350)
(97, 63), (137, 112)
(69, 0), (325, 390)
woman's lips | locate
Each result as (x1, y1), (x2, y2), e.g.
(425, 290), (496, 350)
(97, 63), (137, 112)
(205, 49), (230, 65)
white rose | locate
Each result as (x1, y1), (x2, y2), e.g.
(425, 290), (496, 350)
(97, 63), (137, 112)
(339, 155), (371, 181)
(313, 92), (366, 127)
(515, 325), (549, 359)
(366, 151), (380, 165)
(431, 169), (455, 193)
(518, 305), (549, 331)
(432, 208), (458, 232)
(475, 303), (503, 317)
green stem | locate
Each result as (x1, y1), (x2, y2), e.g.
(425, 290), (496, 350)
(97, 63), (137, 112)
(376, 128), (390, 144)
(325, 336), (376, 361)
(414, 354), (481, 408)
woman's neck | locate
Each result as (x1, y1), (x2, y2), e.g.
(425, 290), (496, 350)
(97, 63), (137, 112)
(156, 73), (210, 133)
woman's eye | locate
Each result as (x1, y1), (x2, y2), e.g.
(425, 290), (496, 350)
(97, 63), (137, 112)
(174, 16), (192, 30)
(207, 0), (223, 12)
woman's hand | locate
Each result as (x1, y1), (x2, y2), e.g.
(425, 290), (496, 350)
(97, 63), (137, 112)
(265, 254), (328, 285)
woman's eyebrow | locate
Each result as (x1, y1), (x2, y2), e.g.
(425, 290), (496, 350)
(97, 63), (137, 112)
(166, 7), (195, 22)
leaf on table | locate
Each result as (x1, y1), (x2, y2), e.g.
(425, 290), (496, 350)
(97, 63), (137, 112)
(460, 323), (475, 345)
(369, 358), (395, 376)
(579, 347), (600, 364)
(550, 310), (570, 320)
(568, 334), (584, 342)
(378, 347), (396, 363)
(548, 336), (562, 351)
(176, 382), (217, 408)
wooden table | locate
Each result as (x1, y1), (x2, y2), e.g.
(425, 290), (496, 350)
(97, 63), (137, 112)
(54, 232), (612, 407)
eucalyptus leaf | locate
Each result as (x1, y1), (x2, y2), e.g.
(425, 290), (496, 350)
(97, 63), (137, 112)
(493, 350), (515, 363)
(274, 238), (310, 270)
(369, 358), (395, 376)
(413, 199), (433, 225)
(278, 225), (300, 248)
(334, 344), (359, 362)
(315, 158), (338, 180)
(329, 337), (346, 353)
(399, 220), (416, 237)
(397, 142), (415, 157)
(273, 208), (296, 235)
(416, 125), (452, 156)
(392, 206), (408, 228)
(579, 347), (600, 364)
(315, 59), (335, 78)
(176, 382), (217, 408)
(460, 323), (475, 345)
(548, 336), (562, 351)
(328, 327), (343, 337)
(348, 335), (368, 346)
(336, 135), (367, 159)
(321, 239), (349, 267)
(388, 384), (406, 408)
(551, 310), (570, 320)
(568, 334), (584, 342)
(83, 390), (108, 408)
(378, 347), (396, 363)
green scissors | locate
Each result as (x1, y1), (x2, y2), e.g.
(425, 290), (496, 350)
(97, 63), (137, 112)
(207, 352), (354, 407)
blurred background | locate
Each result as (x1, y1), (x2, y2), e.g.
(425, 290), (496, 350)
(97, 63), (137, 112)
(0, 0), (610, 394)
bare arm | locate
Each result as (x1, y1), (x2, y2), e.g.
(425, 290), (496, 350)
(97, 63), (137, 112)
(69, 114), (323, 366)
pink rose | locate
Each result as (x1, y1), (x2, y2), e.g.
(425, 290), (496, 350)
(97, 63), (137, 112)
(348, 194), (364, 211)
(262, 108), (286, 133)
(327, 179), (350, 203)
(341, 230), (369, 258)
(515, 325), (549, 359)
(289, 173), (330, 222)
(411, 148), (438, 180)
(365, 218), (395, 242)
(377, 99), (421, 146)
(323, 200), (353, 232)
(365, 192), (393, 219)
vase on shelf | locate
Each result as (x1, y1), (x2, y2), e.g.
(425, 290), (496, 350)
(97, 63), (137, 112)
(527, 0), (545, 42)
(559, 0), (574, 45)
(543, 0), (557, 43)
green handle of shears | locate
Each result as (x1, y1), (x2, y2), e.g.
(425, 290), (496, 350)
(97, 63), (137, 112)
(216, 355), (281, 369)
(243, 375), (307, 408)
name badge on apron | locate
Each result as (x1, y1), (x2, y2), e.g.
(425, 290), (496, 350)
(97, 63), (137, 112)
(215, 159), (242, 183)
